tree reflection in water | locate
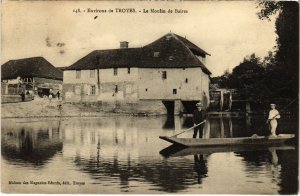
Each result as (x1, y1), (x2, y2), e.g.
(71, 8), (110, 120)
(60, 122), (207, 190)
(1, 116), (298, 194)
(2, 121), (63, 167)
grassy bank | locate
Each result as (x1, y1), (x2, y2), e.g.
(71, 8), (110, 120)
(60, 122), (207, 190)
(1, 98), (112, 119)
(1, 97), (161, 118)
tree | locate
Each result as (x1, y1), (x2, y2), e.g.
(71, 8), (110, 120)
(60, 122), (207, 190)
(228, 54), (267, 101)
(257, 1), (299, 98)
(210, 69), (231, 89)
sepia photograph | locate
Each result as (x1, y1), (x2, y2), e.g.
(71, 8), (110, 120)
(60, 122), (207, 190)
(1, 0), (299, 194)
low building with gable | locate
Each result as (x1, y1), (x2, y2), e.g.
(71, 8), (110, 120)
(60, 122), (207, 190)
(1, 57), (63, 102)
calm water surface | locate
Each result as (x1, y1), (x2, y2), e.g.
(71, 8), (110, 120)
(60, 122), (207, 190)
(1, 116), (298, 194)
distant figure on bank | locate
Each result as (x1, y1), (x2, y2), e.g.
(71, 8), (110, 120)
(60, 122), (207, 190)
(20, 91), (25, 102)
(266, 103), (280, 137)
(202, 91), (208, 109)
(193, 102), (207, 138)
(57, 91), (60, 100)
(49, 93), (53, 104)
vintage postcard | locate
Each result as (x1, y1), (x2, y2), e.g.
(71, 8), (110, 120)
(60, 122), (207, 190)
(1, 0), (299, 194)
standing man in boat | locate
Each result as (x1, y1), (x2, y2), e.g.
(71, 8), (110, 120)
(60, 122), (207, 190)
(267, 103), (280, 137)
(193, 102), (207, 138)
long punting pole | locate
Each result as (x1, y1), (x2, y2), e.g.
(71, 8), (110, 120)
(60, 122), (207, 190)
(172, 120), (206, 137)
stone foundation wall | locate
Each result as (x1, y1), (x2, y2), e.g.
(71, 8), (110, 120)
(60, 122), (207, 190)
(65, 100), (168, 115)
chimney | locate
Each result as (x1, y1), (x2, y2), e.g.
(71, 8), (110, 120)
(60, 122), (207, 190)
(120, 41), (129, 49)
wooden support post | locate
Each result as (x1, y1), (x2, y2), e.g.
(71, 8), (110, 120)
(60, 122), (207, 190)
(220, 118), (224, 137)
(229, 118), (233, 137)
(174, 100), (181, 116)
(97, 69), (100, 95)
(246, 101), (251, 115)
(220, 90), (224, 111)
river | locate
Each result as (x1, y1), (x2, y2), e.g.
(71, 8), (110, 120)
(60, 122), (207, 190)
(1, 116), (298, 194)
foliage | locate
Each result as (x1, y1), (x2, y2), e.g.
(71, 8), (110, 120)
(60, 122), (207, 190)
(257, 1), (299, 98)
(211, 2), (299, 105)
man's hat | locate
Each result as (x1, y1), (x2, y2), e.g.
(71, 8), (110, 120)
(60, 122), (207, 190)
(196, 102), (202, 107)
(270, 103), (276, 106)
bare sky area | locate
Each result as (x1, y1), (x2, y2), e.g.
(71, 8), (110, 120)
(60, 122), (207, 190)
(1, 1), (277, 76)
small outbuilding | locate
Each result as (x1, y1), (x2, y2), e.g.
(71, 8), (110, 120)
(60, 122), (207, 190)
(1, 57), (63, 99)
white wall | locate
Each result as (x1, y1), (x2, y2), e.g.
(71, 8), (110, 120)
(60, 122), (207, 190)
(63, 68), (139, 101)
(138, 67), (209, 101)
(99, 68), (138, 82)
(64, 68), (138, 84)
(63, 67), (210, 103)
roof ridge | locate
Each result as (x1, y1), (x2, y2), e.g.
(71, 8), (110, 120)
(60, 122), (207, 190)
(94, 47), (141, 52)
(171, 33), (196, 57)
(171, 33), (211, 75)
(174, 34), (210, 56)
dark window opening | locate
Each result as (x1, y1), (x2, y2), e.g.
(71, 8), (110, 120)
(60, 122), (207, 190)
(115, 85), (118, 93)
(127, 67), (130, 74)
(114, 68), (118, 76)
(145, 88), (148, 92)
(91, 85), (96, 95)
(162, 71), (167, 80)
(173, 89), (177, 94)
(185, 78), (188, 83)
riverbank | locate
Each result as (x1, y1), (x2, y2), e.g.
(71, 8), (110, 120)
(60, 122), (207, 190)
(1, 97), (164, 119)
(1, 98), (108, 119)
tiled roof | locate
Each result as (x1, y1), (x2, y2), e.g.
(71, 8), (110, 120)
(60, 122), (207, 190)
(1, 57), (63, 80)
(66, 33), (211, 75)
(67, 48), (142, 70)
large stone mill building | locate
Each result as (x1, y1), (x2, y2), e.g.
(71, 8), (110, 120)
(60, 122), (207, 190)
(63, 33), (211, 115)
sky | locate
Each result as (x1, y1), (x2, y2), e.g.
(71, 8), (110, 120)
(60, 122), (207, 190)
(1, 1), (277, 76)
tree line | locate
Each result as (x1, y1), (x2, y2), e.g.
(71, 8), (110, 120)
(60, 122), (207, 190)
(211, 1), (299, 112)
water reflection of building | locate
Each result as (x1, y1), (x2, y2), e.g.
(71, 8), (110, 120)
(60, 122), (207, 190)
(1, 121), (63, 166)
(168, 116), (264, 139)
(62, 117), (206, 192)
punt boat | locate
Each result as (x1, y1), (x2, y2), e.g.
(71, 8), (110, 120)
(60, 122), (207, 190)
(159, 134), (295, 147)
(159, 144), (295, 158)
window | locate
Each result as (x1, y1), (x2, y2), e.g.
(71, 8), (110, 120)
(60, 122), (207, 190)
(127, 67), (131, 74)
(145, 88), (148, 92)
(76, 70), (81, 79)
(162, 71), (167, 80)
(185, 78), (188, 83)
(75, 86), (81, 95)
(90, 85), (96, 95)
(115, 85), (118, 93)
(173, 89), (177, 94)
(90, 70), (95, 78)
(154, 52), (160, 57)
(114, 68), (118, 76)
